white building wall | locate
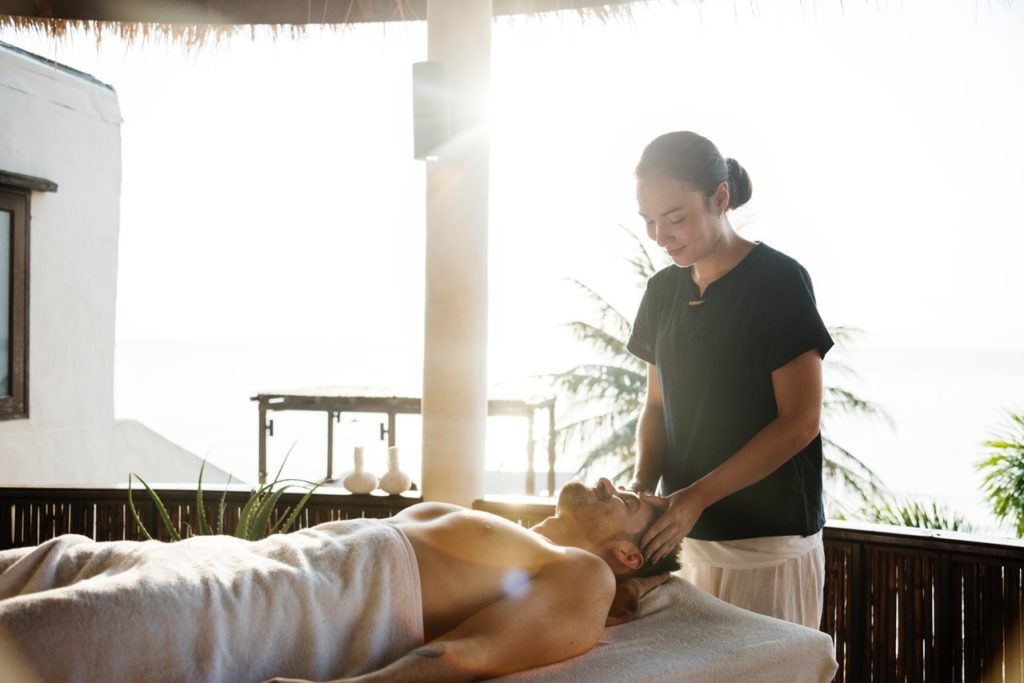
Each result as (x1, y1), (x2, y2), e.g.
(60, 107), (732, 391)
(0, 45), (228, 485)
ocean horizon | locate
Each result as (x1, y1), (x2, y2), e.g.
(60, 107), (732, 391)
(114, 339), (1023, 537)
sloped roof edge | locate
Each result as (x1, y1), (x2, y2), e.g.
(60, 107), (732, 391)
(0, 39), (114, 91)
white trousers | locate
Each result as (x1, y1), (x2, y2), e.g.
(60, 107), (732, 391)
(675, 531), (825, 629)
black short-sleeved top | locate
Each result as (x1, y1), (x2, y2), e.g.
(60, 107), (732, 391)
(627, 242), (833, 541)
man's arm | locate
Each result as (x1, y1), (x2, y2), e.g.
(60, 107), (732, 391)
(628, 363), (666, 493)
(349, 549), (614, 682)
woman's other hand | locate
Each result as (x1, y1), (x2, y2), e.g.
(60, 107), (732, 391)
(638, 488), (708, 565)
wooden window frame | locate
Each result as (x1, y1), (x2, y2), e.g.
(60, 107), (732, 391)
(0, 187), (30, 418)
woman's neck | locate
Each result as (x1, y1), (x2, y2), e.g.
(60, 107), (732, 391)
(690, 221), (754, 296)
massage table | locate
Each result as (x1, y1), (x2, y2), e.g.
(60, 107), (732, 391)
(1, 523), (837, 683)
(503, 575), (839, 683)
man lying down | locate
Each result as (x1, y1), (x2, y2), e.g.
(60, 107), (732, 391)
(0, 478), (680, 683)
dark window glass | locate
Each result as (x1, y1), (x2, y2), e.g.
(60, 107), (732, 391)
(0, 188), (28, 418)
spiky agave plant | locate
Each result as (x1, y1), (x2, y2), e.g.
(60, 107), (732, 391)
(128, 445), (321, 541)
(549, 224), (887, 505)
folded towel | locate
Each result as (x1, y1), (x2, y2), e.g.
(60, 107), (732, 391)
(0, 518), (423, 683)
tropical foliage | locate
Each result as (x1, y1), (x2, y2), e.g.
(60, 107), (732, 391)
(977, 412), (1024, 538)
(128, 449), (320, 541)
(549, 225), (887, 505)
(854, 495), (973, 532)
(549, 227), (651, 483)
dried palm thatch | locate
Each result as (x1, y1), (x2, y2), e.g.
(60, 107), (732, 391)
(0, 0), (656, 47)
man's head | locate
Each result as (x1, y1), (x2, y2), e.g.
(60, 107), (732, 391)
(552, 478), (681, 578)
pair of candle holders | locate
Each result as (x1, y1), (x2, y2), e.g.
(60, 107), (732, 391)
(341, 445), (412, 495)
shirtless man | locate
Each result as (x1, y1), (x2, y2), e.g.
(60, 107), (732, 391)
(274, 477), (677, 683)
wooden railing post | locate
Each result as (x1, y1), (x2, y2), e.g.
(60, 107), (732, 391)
(848, 539), (864, 683)
(938, 553), (953, 682)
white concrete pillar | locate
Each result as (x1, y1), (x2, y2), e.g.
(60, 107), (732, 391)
(420, 0), (492, 506)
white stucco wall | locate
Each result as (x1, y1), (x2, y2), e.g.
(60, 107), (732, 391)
(0, 44), (228, 485)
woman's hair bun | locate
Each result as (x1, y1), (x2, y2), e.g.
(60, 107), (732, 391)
(636, 132), (753, 212)
(725, 158), (753, 210)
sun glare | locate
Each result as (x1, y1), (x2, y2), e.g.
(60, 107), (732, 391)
(1, 0), (1021, 525)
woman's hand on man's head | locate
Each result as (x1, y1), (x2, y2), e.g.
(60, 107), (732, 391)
(638, 487), (708, 565)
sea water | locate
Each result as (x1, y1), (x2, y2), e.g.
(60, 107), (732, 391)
(114, 340), (1023, 537)
(823, 345), (1023, 536)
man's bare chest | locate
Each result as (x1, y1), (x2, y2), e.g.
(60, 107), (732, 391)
(389, 509), (561, 638)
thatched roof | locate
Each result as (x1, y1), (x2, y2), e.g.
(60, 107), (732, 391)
(2, 0), (648, 23)
(0, 0), (648, 42)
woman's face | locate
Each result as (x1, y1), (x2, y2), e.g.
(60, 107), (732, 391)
(636, 174), (725, 267)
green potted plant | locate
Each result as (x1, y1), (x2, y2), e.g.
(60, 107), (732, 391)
(128, 449), (321, 542)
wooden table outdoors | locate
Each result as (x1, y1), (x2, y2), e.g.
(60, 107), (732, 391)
(251, 388), (557, 495)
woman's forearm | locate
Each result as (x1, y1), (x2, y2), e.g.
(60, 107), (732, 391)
(687, 350), (824, 509)
(687, 413), (819, 511)
(641, 412), (820, 563)
(632, 400), (667, 492)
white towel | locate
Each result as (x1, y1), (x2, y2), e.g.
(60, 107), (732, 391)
(500, 576), (837, 683)
(0, 518), (423, 683)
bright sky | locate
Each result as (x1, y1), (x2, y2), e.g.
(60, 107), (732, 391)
(2, 0), (1023, 521)
(1, 0), (1022, 381)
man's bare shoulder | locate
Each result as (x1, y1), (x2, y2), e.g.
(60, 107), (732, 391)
(549, 546), (616, 592)
(392, 501), (465, 521)
(391, 503), (606, 573)
(394, 503), (549, 545)
(394, 503), (544, 540)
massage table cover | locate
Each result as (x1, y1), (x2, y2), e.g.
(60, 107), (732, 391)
(502, 575), (839, 683)
(2, 523), (837, 683)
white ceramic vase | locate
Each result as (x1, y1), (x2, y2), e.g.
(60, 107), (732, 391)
(379, 446), (412, 495)
(342, 446), (378, 494)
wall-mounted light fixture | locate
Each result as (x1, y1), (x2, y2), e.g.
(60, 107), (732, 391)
(412, 61), (449, 161)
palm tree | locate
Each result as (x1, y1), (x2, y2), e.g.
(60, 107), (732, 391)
(977, 412), (1024, 538)
(549, 225), (887, 504)
(817, 326), (892, 509)
(854, 495), (973, 532)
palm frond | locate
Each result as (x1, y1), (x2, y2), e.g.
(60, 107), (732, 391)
(857, 494), (973, 532)
(821, 437), (886, 503)
(561, 320), (635, 360)
(550, 363), (646, 401)
(556, 415), (636, 469)
(574, 417), (639, 481)
(823, 386), (894, 428)
(615, 223), (664, 285)
(976, 412), (1024, 537)
(827, 325), (867, 346)
(823, 358), (861, 379)
(562, 279), (633, 337)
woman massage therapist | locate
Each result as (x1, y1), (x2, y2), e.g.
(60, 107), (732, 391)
(625, 131), (833, 628)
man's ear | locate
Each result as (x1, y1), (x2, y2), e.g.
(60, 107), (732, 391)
(603, 539), (644, 574)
